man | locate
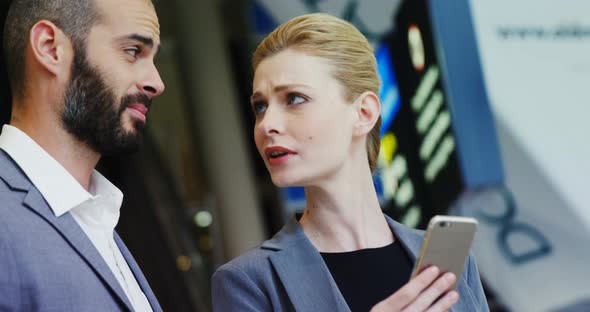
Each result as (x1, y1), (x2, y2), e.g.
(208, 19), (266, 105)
(0, 0), (165, 310)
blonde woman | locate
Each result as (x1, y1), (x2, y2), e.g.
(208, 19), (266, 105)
(212, 13), (488, 312)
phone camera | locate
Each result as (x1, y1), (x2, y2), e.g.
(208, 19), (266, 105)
(439, 221), (450, 228)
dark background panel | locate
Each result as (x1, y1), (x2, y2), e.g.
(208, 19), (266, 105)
(1, 0), (11, 126)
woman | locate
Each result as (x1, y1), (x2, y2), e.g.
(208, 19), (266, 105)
(212, 13), (489, 312)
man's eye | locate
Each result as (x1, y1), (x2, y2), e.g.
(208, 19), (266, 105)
(252, 101), (267, 114)
(287, 93), (306, 105)
(125, 47), (141, 58)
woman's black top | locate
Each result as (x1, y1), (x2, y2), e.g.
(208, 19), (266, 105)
(320, 240), (413, 312)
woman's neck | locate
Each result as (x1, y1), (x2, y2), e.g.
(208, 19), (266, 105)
(299, 164), (394, 253)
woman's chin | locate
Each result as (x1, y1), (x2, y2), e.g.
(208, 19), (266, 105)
(271, 178), (294, 188)
(270, 175), (302, 188)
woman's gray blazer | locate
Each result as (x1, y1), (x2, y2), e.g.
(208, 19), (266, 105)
(212, 214), (489, 312)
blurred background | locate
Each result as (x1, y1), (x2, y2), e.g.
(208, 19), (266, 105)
(2, 0), (590, 311)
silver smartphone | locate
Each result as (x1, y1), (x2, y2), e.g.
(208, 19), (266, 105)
(410, 215), (478, 289)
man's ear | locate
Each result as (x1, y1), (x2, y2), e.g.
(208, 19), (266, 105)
(353, 91), (381, 137)
(29, 20), (72, 77)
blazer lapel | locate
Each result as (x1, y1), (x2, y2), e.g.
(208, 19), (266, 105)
(22, 187), (134, 312)
(264, 217), (350, 312)
(114, 232), (162, 312)
(261, 215), (462, 312)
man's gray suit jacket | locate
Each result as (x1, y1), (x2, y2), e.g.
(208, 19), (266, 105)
(0, 149), (161, 311)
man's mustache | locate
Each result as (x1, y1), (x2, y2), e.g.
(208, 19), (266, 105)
(119, 93), (152, 113)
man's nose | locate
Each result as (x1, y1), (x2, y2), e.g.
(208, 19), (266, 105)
(138, 63), (165, 98)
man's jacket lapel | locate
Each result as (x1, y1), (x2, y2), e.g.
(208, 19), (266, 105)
(21, 183), (134, 311)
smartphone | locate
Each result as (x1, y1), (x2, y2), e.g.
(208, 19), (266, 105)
(410, 215), (478, 289)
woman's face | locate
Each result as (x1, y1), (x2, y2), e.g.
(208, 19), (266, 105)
(251, 49), (358, 187)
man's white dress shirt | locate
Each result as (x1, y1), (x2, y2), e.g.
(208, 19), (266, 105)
(0, 125), (153, 312)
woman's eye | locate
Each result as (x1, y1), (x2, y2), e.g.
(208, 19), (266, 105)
(287, 93), (306, 105)
(252, 101), (267, 114)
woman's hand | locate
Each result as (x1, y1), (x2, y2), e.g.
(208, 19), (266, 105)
(371, 266), (459, 312)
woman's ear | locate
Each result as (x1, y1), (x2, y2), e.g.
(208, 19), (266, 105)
(353, 91), (381, 137)
(29, 20), (72, 77)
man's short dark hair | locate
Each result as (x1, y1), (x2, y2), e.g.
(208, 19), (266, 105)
(2, 0), (100, 99)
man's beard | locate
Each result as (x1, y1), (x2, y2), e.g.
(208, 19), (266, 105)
(61, 46), (152, 156)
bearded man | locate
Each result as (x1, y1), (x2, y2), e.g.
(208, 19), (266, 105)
(0, 0), (165, 310)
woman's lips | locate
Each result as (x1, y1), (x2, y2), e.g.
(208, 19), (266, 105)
(265, 146), (296, 166)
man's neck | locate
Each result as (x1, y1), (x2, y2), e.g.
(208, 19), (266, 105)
(10, 113), (100, 191)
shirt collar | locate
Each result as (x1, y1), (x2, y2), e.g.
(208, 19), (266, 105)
(0, 125), (123, 217)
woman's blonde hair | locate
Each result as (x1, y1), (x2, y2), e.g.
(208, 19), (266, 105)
(252, 13), (382, 172)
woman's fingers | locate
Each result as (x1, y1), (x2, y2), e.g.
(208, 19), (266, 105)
(425, 290), (459, 312)
(403, 272), (456, 312)
(370, 267), (460, 312)
(371, 266), (441, 312)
